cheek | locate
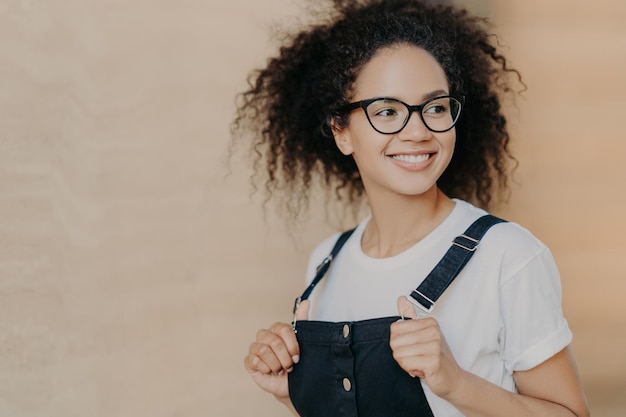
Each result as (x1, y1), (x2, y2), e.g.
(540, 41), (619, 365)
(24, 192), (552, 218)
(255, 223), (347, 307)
(436, 133), (456, 167)
(347, 126), (386, 156)
(443, 132), (456, 153)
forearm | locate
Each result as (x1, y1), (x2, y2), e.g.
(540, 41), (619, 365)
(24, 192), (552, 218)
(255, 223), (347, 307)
(446, 371), (581, 417)
(275, 395), (300, 417)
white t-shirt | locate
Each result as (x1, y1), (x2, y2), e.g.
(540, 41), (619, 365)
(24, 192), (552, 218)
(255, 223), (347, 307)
(304, 199), (572, 417)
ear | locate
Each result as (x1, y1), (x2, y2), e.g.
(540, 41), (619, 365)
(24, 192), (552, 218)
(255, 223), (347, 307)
(330, 117), (354, 156)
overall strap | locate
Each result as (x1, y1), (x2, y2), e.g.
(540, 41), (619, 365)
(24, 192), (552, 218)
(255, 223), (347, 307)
(293, 228), (356, 314)
(407, 214), (507, 314)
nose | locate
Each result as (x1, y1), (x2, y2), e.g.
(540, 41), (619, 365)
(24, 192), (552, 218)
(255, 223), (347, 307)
(397, 110), (431, 141)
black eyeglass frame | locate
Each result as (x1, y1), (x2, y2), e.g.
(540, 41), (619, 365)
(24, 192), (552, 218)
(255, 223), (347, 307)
(338, 95), (465, 134)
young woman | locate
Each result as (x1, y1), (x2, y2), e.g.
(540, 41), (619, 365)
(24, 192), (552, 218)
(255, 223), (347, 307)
(232, 1), (589, 416)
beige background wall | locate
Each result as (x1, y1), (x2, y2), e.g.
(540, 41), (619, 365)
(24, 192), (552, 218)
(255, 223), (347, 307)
(0, 1), (624, 416)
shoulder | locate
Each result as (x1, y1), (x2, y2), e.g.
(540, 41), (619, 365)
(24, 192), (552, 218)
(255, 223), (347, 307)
(304, 224), (361, 283)
(486, 220), (548, 256)
(309, 232), (344, 263)
(455, 200), (554, 277)
(455, 199), (547, 254)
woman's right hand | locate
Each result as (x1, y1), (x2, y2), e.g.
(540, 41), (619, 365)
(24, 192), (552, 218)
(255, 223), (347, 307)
(244, 300), (310, 399)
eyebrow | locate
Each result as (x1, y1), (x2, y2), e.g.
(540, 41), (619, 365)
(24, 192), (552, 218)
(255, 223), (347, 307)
(422, 89), (450, 100)
(347, 89), (451, 106)
(369, 89), (451, 104)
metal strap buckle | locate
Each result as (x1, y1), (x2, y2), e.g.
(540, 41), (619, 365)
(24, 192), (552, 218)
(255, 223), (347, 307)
(405, 291), (435, 316)
(315, 255), (333, 273)
(292, 297), (302, 332)
(452, 234), (479, 252)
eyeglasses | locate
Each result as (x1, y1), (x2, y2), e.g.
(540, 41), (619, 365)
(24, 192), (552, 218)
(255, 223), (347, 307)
(339, 95), (464, 134)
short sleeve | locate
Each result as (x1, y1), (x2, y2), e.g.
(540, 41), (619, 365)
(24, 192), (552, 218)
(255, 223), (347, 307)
(499, 247), (573, 373)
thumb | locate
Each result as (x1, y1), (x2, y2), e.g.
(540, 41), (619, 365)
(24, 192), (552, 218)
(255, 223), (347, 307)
(295, 299), (310, 321)
(397, 296), (418, 320)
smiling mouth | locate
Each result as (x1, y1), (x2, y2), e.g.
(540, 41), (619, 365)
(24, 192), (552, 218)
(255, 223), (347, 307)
(390, 154), (432, 163)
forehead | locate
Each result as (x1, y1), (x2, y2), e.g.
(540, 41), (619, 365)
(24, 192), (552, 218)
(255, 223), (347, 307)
(352, 44), (449, 100)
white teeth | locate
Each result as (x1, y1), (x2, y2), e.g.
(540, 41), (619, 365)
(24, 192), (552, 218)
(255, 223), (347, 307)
(391, 154), (430, 163)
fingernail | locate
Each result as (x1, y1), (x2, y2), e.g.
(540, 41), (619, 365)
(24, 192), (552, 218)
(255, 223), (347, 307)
(278, 370), (284, 376)
(292, 355), (300, 364)
(287, 367), (294, 373)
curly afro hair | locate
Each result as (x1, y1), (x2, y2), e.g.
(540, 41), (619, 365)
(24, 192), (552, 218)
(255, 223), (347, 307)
(231, 0), (522, 219)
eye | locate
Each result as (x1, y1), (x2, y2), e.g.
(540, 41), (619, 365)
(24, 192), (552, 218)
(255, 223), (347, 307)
(423, 100), (450, 117)
(368, 99), (405, 119)
(375, 107), (399, 117)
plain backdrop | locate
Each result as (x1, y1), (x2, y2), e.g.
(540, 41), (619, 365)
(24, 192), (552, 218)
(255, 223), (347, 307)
(0, 0), (625, 416)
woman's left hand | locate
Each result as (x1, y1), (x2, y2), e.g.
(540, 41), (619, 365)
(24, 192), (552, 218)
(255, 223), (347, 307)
(389, 296), (466, 400)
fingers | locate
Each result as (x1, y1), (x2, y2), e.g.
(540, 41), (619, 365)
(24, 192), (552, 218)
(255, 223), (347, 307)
(390, 317), (441, 349)
(266, 326), (298, 372)
(244, 347), (274, 374)
(391, 296), (442, 379)
(390, 323), (442, 380)
(392, 337), (442, 363)
(397, 296), (418, 320)
(245, 319), (302, 378)
(390, 315), (463, 398)
(244, 345), (290, 398)
(244, 301), (309, 380)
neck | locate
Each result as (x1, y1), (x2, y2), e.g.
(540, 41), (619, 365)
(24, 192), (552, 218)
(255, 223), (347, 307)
(361, 187), (454, 258)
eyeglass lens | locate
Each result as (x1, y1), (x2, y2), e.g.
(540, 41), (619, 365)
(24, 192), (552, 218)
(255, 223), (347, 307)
(365, 96), (461, 133)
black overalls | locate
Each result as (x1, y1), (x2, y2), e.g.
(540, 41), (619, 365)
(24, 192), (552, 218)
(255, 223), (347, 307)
(288, 215), (506, 417)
